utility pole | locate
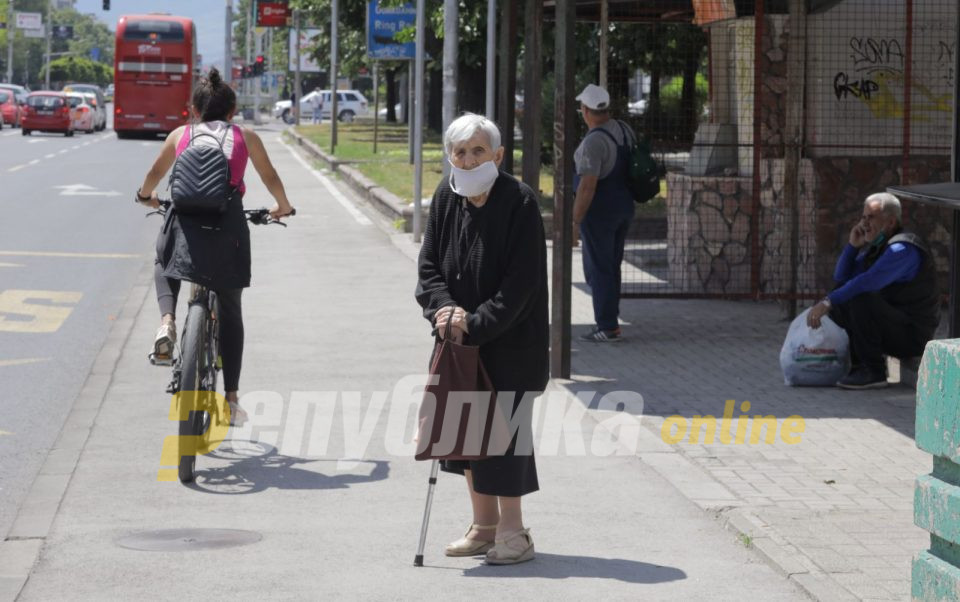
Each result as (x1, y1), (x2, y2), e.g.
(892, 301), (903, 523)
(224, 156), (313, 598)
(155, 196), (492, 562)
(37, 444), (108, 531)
(413, 0), (425, 242)
(5, 0), (14, 83)
(254, 28), (262, 123)
(441, 0), (458, 178)
(245, 0), (253, 100)
(44, 0), (51, 89)
(485, 0), (495, 119)
(293, 8), (301, 125)
(224, 0), (232, 84)
(330, 0), (339, 152)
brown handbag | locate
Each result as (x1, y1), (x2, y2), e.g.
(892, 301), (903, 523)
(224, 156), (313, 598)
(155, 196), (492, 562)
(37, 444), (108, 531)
(415, 307), (508, 461)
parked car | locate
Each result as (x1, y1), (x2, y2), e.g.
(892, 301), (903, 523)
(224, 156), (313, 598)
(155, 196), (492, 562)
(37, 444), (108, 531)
(22, 92), (73, 137)
(0, 83), (29, 126)
(80, 92), (107, 131)
(0, 90), (20, 128)
(62, 84), (107, 131)
(66, 93), (96, 134)
(273, 89), (369, 124)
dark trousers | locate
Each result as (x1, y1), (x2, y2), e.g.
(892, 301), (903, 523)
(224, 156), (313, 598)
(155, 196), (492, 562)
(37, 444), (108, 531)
(829, 292), (931, 373)
(155, 262), (245, 392)
(580, 213), (632, 330)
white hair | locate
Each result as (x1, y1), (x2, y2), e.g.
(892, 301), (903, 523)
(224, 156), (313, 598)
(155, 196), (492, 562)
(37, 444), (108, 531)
(443, 113), (502, 155)
(865, 192), (902, 223)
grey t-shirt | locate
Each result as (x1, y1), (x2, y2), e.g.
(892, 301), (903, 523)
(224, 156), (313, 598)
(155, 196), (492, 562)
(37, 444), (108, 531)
(574, 119), (636, 179)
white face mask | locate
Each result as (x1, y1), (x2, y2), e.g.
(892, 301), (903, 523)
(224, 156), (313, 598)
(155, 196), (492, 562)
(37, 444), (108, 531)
(449, 159), (499, 198)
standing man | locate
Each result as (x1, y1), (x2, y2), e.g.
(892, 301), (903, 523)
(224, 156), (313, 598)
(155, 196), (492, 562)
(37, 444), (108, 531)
(573, 84), (637, 342)
(311, 87), (323, 125)
(806, 192), (940, 389)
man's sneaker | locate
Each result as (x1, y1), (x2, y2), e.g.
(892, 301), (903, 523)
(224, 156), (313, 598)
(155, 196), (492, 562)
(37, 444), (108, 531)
(837, 366), (888, 390)
(153, 321), (177, 360)
(579, 327), (623, 342)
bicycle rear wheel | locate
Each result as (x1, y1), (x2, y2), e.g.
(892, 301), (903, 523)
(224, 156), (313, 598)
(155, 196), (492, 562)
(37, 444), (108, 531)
(177, 302), (209, 483)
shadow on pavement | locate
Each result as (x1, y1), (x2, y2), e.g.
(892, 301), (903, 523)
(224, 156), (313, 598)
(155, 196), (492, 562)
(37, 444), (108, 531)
(185, 440), (389, 495)
(461, 553), (686, 583)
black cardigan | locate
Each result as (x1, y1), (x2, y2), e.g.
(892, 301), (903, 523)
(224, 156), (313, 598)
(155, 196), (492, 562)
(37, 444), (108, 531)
(415, 171), (549, 394)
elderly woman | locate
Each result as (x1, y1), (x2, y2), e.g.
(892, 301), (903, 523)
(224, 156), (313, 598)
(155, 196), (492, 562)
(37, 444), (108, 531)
(416, 113), (549, 565)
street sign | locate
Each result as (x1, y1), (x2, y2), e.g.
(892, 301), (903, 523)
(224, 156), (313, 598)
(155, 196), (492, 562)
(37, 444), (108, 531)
(366, 1), (416, 60)
(288, 28), (322, 73)
(90, 47), (101, 61)
(23, 28), (44, 39)
(52, 25), (73, 40)
(257, 2), (292, 27)
(15, 12), (43, 30)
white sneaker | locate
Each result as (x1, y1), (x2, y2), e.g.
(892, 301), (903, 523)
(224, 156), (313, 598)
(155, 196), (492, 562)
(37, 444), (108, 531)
(153, 322), (177, 359)
(227, 401), (248, 427)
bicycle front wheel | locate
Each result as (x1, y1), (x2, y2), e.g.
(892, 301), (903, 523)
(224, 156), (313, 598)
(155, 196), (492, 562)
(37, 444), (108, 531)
(177, 302), (208, 483)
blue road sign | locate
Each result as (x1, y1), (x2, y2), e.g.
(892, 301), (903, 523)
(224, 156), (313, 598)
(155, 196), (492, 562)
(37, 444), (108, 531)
(90, 47), (101, 61)
(367, 1), (416, 60)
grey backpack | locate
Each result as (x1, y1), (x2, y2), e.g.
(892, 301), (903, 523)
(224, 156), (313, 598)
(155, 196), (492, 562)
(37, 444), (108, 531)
(170, 126), (235, 214)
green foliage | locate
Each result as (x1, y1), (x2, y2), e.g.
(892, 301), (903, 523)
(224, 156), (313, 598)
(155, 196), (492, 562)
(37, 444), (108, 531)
(660, 73), (708, 115)
(42, 56), (113, 87)
(0, 2), (113, 88)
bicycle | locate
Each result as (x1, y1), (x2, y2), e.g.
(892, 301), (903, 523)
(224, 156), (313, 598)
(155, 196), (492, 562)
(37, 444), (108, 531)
(148, 200), (295, 483)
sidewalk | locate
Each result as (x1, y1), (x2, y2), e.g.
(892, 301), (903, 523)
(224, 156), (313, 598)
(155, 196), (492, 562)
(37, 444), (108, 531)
(561, 266), (930, 601)
(1, 130), (806, 601)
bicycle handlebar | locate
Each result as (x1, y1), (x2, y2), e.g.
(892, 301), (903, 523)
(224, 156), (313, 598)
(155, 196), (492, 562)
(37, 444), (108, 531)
(149, 199), (296, 226)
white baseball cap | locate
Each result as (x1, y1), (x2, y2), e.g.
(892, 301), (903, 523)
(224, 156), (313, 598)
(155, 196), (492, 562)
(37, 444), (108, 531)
(576, 84), (610, 110)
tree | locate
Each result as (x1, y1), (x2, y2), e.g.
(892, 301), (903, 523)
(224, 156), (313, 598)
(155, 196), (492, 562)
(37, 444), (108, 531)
(42, 56), (112, 87)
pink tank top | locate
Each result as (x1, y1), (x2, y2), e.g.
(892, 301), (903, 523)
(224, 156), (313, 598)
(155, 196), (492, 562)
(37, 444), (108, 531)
(175, 122), (249, 195)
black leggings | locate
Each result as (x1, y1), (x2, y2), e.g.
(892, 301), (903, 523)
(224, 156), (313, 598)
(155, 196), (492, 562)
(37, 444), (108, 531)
(155, 262), (244, 392)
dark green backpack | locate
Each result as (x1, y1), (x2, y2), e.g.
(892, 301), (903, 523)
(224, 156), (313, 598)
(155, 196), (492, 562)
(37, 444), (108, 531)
(591, 121), (661, 204)
(617, 121), (661, 204)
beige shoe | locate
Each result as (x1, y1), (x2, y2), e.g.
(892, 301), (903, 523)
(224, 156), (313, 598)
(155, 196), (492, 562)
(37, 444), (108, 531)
(444, 524), (497, 557)
(227, 401), (248, 427)
(153, 321), (177, 359)
(485, 528), (534, 565)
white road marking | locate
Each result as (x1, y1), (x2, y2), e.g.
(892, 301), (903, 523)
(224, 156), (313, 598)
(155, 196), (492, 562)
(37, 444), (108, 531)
(0, 430), (13, 436)
(284, 142), (371, 226)
(0, 251), (141, 259)
(54, 184), (121, 197)
(28, 159), (39, 165)
(0, 358), (50, 368)
(44, 153), (56, 159)
(0, 263), (23, 268)
(58, 149), (68, 154)
(7, 165), (25, 172)
(27, 139), (47, 144)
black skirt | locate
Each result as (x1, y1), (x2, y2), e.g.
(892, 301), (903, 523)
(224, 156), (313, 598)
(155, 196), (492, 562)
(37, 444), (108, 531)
(440, 390), (539, 497)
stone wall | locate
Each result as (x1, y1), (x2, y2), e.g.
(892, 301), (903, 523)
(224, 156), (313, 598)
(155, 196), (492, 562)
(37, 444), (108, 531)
(667, 173), (753, 294)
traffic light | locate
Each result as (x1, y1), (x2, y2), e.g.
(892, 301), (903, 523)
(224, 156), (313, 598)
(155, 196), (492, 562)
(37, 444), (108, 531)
(242, 65), (253, 79)
(103, 0), (110, 10)
(253, 55), (265, 76)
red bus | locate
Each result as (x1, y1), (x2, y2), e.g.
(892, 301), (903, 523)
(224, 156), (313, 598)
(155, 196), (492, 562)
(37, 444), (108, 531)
(113, 15), (197, 138)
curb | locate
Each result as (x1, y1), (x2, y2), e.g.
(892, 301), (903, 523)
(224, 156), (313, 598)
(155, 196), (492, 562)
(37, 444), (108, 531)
(285, 128), (425, 231)
(0, 255), (155, 601)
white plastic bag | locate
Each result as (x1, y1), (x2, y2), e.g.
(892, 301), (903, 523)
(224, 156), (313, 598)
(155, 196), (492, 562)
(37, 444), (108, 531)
(780, 308), (850, 386)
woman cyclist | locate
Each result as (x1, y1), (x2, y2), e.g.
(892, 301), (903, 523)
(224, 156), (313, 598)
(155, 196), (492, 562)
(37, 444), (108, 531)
(135, 67), (295, 425)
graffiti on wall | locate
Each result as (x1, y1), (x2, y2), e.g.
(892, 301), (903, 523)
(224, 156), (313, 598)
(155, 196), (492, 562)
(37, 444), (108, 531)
(832, 35), (954, 121)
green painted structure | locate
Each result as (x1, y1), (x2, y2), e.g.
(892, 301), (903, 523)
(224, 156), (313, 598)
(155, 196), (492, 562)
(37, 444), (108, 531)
(914, 339), (960, 600)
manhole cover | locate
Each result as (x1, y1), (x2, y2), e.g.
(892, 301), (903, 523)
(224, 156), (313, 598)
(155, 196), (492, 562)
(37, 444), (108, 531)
(117, 529), (261, 551)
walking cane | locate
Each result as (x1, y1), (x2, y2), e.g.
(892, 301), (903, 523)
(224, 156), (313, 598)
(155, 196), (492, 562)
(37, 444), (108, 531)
(414, 459), (440, 566)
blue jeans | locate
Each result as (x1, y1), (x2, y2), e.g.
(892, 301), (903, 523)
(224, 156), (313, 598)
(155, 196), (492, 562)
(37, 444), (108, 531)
(580, 212), (632, 331)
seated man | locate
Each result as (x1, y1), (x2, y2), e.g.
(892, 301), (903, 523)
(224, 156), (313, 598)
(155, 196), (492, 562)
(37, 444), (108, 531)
(807, 192), (939, 389)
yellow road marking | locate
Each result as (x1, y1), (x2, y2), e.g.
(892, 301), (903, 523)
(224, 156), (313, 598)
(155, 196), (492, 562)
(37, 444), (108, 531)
(0, 251), (141, 259)
(0, 358), (51, 367)
(0, 430), (13, 436)
(0, 290), (83, 333)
